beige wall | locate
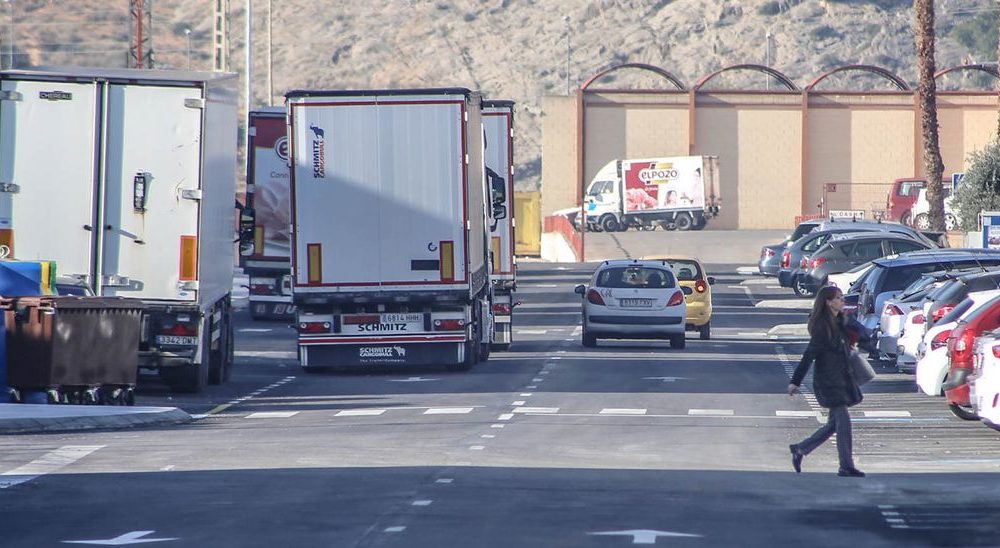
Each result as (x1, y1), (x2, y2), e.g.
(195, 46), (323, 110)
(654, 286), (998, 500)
(542, 89), (997, 229)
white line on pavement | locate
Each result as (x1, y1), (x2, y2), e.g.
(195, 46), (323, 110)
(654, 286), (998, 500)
(863, 410), (912, 418)
(424, 407), (474, 415)
(776, 410), (820, 418)
(335, 409), (386, 417)
(0, 445), (104, 489)
(245, 411), (299, 419)
(512, 407), (559, 414)
(599, 408), (647, 415)
(688, 409), (734, 416)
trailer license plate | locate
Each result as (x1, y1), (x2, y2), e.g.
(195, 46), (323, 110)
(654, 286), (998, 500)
(346, 313), (423, 334)
(155, 335), (198, 346)
(620, 298), (653, 307)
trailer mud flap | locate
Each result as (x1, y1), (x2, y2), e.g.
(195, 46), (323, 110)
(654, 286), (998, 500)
(301, 342), (462, 368)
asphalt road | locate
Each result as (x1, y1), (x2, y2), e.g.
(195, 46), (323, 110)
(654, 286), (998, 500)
(1, 261), (999, 547)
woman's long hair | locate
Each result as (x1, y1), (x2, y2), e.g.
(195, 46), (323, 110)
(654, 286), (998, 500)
(807, 285), (843, 338)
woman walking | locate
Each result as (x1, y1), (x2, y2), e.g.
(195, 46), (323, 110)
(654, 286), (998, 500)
(787, 285), (865, 477)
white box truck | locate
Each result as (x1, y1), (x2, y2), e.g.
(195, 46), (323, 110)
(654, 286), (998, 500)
(0, 67), (238, 392)
(241, 107), (294, 320)
(286, 88), (495, 370)
(483, 100), (516, 351)
(582, 156), (721, 232)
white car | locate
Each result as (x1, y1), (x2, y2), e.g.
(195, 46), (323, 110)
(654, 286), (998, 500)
(909, 187), (957, 231)
(876, 281), (941, 362)
(828, 262), (873, 292)
(896, 308), (928, 373)
(916, 289), (1000, 396)
(971, 331), (1000, 431)
(575, 259), (687, 348)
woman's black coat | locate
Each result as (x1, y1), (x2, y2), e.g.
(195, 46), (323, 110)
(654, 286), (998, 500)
(791, 317), (863, 409)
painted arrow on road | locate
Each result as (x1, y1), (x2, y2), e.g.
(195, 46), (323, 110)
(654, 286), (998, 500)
(643, 376), (690, 382)
(63, 530), (178, 545)
(588, 529), (702, 544)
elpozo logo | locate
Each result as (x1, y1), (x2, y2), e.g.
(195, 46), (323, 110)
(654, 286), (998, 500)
(274, 136), (289, 162)
(309, 124), (325, 178)
(638, 162), (678, 184)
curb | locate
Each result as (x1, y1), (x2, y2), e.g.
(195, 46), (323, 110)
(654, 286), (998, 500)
(0, 406), (192, 435)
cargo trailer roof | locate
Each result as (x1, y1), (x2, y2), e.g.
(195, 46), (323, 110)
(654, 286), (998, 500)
(285, 88), (473, 99)
(251, 106), (285, 116)
(483, 99), (515, 108)
(0, 66), (237, 86)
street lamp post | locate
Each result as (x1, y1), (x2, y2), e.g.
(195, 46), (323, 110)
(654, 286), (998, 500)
(564, 15), (571, 95)
(266, 0), (273, 105)
(184, 28), (191, 70)
(764, 32), (773, 90)
(4, 0), (13, 70)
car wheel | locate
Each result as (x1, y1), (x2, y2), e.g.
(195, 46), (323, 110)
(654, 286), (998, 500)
(913, 213), (930, 230)
(600, 215), (620, 232)
(792, 276), (815, 298)
(699, 323), (711, 340)
(945, 213), (958, 231)
(582, 327), (597, 347)
(670, 334), (686, 349)
(948, 402), (978, 421)
(675, 212), (693, 231)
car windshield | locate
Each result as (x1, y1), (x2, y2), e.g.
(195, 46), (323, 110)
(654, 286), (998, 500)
(789, 223), (818, 242)
(596, 266), (674, 289)
(666, 260), (701, 281)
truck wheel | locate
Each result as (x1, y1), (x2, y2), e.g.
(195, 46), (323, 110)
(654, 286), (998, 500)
(600, 215), (620, 232)
(166, 319), (211, 393)
(675, 213), (693, 231)
(913, 213), (930, 230)
(900, 210), (912, 226)
(945, 213), (958, 231)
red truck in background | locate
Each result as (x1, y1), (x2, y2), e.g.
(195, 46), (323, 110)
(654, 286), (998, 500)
(886, 178), (926, 226)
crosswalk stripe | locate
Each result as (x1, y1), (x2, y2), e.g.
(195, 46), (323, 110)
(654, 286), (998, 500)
(0, 445), (104, 489)
(776, 410), (820, 418)
(599, 408), (647, 415)
(245, 411), (299, 419)
(335, 409), (386, 417)
(424, 407), (474, 415)
(863, 410), (912, 418)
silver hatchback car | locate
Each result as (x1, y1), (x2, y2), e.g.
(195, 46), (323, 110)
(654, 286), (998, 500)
(575, 259), (687, 349)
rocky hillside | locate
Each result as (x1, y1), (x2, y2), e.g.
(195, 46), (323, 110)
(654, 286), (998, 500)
(4, 0), (998, 189)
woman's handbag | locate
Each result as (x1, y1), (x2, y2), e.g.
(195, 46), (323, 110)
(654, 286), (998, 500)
(848, 350), (876, 386)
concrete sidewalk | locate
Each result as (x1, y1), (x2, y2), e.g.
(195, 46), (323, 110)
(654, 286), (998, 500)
(0, 403), (192, 434)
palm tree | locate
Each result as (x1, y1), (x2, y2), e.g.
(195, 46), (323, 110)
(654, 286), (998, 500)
(915, 0), (945, 232)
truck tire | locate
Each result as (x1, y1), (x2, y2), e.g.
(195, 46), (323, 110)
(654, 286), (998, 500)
(600, 215), (620, 233)
(209, 310), (234, 384)
(164, 318), (211, 393)
(693, 215), (707, 230)
(675, 212), (693, 231)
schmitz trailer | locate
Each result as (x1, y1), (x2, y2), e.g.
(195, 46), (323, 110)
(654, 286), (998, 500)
(242, 107), (294, 320)
(0, 67), (238, 392)
(286, 88), (495, 370)
(483, 100), (515, 351)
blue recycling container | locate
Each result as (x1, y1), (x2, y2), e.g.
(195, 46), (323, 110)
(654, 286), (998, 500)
(0, 260), (55, 403)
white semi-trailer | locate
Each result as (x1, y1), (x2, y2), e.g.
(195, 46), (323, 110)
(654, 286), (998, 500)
(0, 67), (238, 392)
(483, 100), (516, 351)
(286, 88), (495, 370)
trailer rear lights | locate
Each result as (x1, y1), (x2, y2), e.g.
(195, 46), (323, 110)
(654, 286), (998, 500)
(298, 321), (331, 334)
(179, 235), (198, 281)
(307, 243), (322, 284)
(762, 248), (775, 258)
(492, 303), (511, 314)
(251, 284), (277, 295)
(884, 304), (904, 316)
(913, 313), (925, 325)
(932, 305), (955, 323)
(809, 257), (826, 269)
(781, 250), (791, 269)
(433, 318), (465, 331)
(344, 314), (380, 325)
(440, 241), (455, 282)
(992, 345), (1000, 359)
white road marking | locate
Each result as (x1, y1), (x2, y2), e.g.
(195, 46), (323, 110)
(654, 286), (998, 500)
(0, 445), (104, 489)
(497, 414), (514, 421)
(384, 526), (406, 533)
(863, 410), (912, 418)
(688, 409), (734, 416)
(520, 393), (533, 397)
(239, 328), (273, 333)
(335, 409), (386, 417)
(737, 266), (760, 275)
(512, 401), (526, 406)
(512, 407), (559, 414)
(518, 329), (548, 335)
(532, 377), (544, 382)
(469, 446), (485, 451)
(481, 434), (495, 439)
(572, 326), (582, 336)
(160, 465), (175, 472)
(599, 408), (647, 415)
(436, 478), (453, 484)
(491, 424), (506, 428)
(389, 377), (439, 383)
(63, 531), (179, 545)
(412, 500), (433, 506)
(245, 411), (299, 419)
(526, 385), (538, 389)
(424, 407), (474, 415)
(776, 410), (820, 418)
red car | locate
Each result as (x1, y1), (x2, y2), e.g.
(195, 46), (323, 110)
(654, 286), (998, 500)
(945, 293), (1000, 420)
(885, 178), (925, 225)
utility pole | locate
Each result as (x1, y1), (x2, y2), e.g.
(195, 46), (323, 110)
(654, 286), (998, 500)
(765, 32), (773, 90)
(3, 1), (12, 70)
(128, 0), (153, 68)
(184, 28), (191, 70)
(213, 0), (228, 71)
(266, 0), (273, 105)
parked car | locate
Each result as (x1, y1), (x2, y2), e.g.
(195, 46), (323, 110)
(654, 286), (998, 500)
(945, 292), (1000, 420)
(641, 255), (714, 340)
(970, 330), (1000, 431)
(854, 250), (1000, 332)
(874, 279), (944, 362)
(575, 259), (687, 348)
(777, 228), (894, 292)
(896, 307), (928, 373)
(915, 290), (1000, 397)
(922, 268), (1000, 332)
(800, 234), (933, 294)
(909, 187), (958, 231)
(810, 218), (940, 248)
(758, 219), (824, 276)
(886, 178), (926, 226)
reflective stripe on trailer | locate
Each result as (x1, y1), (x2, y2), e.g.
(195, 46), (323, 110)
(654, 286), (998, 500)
(299, 335), (466, 345)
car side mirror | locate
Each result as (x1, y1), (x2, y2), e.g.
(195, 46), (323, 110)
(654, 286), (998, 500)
(681, 286), (693, 295)
(574, 284), (586, 295)
(707, 276), (715, 285)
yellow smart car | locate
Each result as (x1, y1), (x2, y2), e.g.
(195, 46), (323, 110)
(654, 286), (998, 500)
(641, 255), (714, 339)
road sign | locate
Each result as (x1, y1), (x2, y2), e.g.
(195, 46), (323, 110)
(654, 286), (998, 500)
(828, 209), (865, 220)
(588, 529), (703, 544)
(952, 172), (965, 191)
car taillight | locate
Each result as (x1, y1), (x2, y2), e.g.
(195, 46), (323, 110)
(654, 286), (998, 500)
(434, 318), (465, 331)
(884, 304), (904, 316)
(586, 289), (605, 306)
(492, 303), (511, 314)
(297, 321), (331, 334)
(763, 248), (775, 258)
(781, 251), (790, 268)
(931, 330), (951, 350)
(950, 328), (975, 367)
(694, 280), (707, 293)
(810, 257), (827, 269)
(992, 345), (1000, 359)
(933, 305), (955, 323)
(666, 290), (684, 306)
(913, 313), (925, 325)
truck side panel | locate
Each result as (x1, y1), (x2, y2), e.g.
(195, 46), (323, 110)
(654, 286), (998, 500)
(0, 80), (99, 276)
(483, 107), (514, 279)
(290, 96), (473, 293)
(621, 156), (708, 213)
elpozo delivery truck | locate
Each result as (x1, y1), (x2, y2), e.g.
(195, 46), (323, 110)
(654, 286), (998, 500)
(582, 156), (720, 232)
(483, 99), (516, 351)
(242, 107), (294, 320)
(0, 67), (238, 392)
(286, 88), (498, 370)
